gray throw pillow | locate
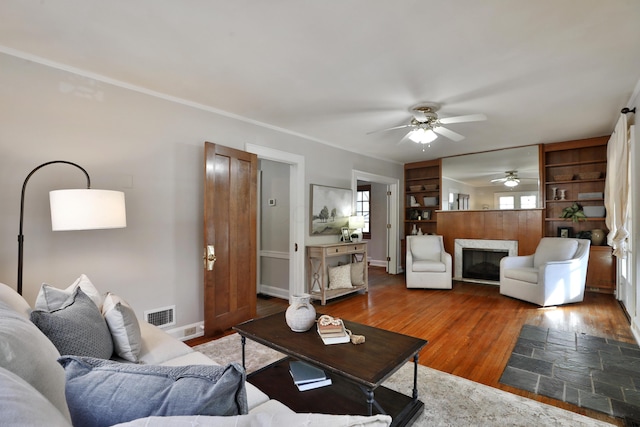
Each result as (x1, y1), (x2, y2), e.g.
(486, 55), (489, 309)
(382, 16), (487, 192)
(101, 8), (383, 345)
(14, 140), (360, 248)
(58, 356), (248, 427)
(30, 288), (113, 359)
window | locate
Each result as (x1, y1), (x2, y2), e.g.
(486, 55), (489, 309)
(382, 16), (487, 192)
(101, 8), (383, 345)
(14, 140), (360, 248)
(356, 185), (371, 239)
(520, 195), (537, 209)
(499, 196), (515, 210)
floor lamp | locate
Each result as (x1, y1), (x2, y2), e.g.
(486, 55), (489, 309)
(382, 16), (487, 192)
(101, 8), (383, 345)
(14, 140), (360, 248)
(17, 160), (127, 295)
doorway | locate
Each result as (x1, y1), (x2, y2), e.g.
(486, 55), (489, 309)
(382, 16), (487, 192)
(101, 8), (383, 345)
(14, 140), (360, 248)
(352, 170), (400, 274)
(246, 144), (305, 302)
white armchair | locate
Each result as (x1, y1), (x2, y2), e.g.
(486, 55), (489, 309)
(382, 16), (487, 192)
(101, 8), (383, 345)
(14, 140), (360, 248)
(499, 237), (591, 307)
(406, 235), (452, 289)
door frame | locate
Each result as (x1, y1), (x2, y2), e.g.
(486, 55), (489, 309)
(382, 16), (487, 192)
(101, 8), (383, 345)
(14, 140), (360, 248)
(246, 144), (305, 302)
(352, 170), (400, 274)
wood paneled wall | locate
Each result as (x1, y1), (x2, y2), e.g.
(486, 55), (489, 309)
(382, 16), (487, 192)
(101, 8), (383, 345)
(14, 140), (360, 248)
(437, 209), (544, 269)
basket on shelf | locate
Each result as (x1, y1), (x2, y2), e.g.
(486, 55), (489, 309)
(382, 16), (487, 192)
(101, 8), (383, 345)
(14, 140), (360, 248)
(577, 172), (601, 180)
(553, 174), (573, 182)
(409, 185), (423, 192)
(423, 184), (438, 191)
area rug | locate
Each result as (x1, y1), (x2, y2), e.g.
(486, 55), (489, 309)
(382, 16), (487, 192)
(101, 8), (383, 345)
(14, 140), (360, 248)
(500, 324), (640, 421)
(194, 333), (614, 426)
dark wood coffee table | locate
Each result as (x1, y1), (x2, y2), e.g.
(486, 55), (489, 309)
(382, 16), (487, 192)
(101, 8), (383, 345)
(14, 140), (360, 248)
(233, 312), (427, 427)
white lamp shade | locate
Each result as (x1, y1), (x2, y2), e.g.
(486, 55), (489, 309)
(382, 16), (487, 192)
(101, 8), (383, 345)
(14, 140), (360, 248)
(50, 189), (126, 231)
(349, 215), (365, 229)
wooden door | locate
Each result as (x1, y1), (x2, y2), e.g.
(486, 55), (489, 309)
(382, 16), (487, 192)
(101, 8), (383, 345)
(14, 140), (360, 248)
(204, 142), (257, 336)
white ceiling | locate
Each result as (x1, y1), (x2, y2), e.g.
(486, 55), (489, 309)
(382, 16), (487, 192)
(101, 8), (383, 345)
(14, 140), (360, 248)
(1, 0), (639, 165)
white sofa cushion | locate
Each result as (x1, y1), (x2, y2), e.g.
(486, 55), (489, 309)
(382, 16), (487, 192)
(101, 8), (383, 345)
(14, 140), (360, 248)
(533, 238), (578, 268)
(0, 282), (31, 319)
(0, 301), (71, 421)
(102, 292), (142, 362)
(35, 274), (103, 311)
(0, 367), (72, 427)
(138, 321), (194, 365)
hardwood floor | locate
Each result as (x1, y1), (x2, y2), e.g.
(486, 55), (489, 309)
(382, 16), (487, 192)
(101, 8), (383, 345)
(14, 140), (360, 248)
(189, 266), (634, 425)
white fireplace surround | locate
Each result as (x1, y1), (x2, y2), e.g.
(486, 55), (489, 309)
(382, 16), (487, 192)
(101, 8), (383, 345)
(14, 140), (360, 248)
(454, 239), (518, 283)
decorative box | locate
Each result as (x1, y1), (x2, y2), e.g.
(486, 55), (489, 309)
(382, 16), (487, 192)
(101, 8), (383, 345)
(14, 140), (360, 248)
(578, 192), (604, 200)
(583, 206), (605, 218)
(423, 196), (438, 207)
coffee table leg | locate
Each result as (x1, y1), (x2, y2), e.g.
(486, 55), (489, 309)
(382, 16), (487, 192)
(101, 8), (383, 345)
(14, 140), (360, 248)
(412, 353), (419, 400)
(366, 388), (374, 416)
(241, 335), (246, 371)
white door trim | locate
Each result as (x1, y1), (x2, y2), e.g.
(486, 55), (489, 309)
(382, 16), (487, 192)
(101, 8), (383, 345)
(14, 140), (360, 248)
(352, 170), (400, 274)
(245, 144), (305, 301)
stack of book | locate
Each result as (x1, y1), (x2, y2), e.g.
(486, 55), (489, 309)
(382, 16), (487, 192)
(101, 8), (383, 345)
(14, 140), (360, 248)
(289, 360), (332, 391)
(316, 316), (350, 345)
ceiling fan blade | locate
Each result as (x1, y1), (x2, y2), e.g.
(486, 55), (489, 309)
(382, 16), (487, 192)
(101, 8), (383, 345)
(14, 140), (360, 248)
(366, 124), (412, 135)
(433, 126), (465, 142)
(439, 113), (487, 125)
(490, 177), (507, 183)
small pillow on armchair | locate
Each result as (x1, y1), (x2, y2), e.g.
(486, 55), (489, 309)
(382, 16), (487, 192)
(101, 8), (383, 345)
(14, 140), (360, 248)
(328, 264), (353, 289)
(58, 356), (248, 427)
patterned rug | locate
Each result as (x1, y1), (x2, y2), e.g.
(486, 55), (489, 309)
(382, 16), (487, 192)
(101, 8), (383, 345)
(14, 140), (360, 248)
(195, 333), (614, 426)
(501, 324), (640, 422)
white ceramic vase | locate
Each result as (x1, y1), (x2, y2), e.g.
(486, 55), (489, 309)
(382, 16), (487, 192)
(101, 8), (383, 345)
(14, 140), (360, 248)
(285, 293), (316, 332)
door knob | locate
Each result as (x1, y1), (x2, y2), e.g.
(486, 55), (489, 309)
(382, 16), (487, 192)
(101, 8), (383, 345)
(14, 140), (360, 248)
(204, 245), (216, 271)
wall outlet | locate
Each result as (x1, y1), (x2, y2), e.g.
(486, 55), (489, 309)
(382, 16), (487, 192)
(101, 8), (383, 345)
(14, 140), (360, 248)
(184, 326), (197, 336)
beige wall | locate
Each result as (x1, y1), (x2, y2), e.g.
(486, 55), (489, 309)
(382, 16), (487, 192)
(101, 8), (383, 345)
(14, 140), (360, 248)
(0, 52), (403, 330)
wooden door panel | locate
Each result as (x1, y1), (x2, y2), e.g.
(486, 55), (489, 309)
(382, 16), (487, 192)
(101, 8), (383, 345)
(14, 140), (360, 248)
(204, 143), (257, 336)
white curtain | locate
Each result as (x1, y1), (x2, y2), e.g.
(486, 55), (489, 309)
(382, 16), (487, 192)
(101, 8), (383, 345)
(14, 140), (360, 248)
(605, 114), (630, 257)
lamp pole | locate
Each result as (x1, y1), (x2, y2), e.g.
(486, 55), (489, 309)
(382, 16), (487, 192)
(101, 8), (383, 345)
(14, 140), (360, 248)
(17, 161), (90, 295)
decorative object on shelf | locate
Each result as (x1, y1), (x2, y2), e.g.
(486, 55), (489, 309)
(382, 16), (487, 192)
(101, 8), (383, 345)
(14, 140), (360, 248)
(560, 202), (586, 222)
(554, 174), (573, 181)
(410, 210), (419, 220)
(423, 184), (438, 191)
(591, 229), (606, 246)
(285, 293), (316, 332)
(557, 226), (573, 238)
(551, 187), (558, 200)
(558, 189), (566, 200)
(417, 227), (423, 235)
(422, 210), (431, 220)
(423, 196), (438, 206)
(578, 172), (601, 180)
(576, 230), (592, 240)
(409, 185), (423, 192)
(410, 195), (420, 206)
(411, 224), (418, 235)
(578, 192), (603, 200)
(583, 206), (605, 218)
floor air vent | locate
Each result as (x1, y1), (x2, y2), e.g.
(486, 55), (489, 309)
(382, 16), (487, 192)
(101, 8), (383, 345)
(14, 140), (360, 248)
(144, 305), (176, 328)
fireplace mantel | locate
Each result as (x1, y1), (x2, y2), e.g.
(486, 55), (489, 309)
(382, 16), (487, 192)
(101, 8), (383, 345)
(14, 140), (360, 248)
(437, 209), (543, 274)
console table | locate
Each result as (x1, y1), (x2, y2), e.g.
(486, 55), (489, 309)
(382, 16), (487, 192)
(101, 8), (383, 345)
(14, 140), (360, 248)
(307, 242), (368, 305)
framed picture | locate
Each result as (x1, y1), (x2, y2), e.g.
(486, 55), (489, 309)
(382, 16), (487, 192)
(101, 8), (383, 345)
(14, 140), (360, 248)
(422, 210), (431, 220)
(310, 184), (353, 236)
(557, 226), (573, 238)
(341, 227), (351, 242)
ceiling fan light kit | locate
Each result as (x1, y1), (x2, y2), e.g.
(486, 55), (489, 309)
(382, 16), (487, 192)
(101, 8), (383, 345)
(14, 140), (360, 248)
(369, 102), (487, 148)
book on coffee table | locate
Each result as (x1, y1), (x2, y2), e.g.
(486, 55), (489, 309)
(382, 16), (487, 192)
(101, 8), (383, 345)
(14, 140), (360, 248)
(317, 325), (350, 345)
(289, 361), (332, 391)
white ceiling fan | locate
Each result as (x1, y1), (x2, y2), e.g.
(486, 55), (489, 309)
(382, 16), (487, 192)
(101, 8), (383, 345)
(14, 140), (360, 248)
(368, 102), (487, 145)
(490, 170), (521, 187)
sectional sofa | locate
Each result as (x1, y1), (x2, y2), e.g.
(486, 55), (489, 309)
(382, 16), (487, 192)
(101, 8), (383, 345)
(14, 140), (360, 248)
(0, 277), (391, 426)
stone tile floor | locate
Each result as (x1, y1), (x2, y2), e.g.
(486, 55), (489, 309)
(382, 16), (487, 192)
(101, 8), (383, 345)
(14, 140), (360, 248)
(500, 324), (640, 421)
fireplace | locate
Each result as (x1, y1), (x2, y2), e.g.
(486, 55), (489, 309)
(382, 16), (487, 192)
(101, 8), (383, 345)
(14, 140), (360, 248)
(454, 239), (518, 284)
(462, 248), (508, 282)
